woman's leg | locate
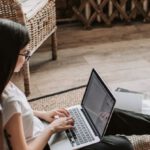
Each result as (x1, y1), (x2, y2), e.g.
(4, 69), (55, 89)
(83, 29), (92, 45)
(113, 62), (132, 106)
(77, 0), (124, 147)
(81, 108), (150, 150)
(81, 135), (133, 150)
(106, 108), (150, 135)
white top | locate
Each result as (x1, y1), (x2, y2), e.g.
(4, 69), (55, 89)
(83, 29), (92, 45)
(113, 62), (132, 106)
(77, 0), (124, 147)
(1, 82), (47, 150)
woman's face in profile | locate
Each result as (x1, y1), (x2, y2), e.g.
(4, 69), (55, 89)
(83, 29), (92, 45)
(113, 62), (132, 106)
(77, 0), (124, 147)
(14, 47), (27, 72)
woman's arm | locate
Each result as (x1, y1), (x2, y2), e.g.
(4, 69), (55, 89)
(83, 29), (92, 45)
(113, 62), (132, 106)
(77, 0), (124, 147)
(5, 113), (74, 150)
(5, 113), (54, 150)
(33, 108), (70, 123)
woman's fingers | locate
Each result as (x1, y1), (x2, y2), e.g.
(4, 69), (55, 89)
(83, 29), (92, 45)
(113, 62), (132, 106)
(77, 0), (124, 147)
(51, 108), (71, 119)
(50, 117), (75, 133)
(65, 117), (74, 126)
(58, 108), (70, 117)
(55, 111), (66, 117)
(65, 125), (74, 130)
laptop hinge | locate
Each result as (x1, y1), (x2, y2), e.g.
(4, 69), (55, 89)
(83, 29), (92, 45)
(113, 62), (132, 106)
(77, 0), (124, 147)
(81, 108), (99, 137)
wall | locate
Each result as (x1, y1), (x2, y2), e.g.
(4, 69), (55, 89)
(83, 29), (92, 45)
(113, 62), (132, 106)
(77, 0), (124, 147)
(56, 0), (80, 20)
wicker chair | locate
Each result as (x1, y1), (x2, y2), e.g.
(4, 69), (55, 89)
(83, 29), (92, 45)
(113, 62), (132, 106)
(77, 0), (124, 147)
(0, 0), (57, 96)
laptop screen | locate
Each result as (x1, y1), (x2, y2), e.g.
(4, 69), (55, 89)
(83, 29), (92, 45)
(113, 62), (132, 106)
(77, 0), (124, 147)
(82, 70), (116, 137)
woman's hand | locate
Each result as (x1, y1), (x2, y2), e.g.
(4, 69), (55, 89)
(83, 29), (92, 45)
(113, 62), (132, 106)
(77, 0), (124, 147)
(34, 108), (70, 123)
(50, 116), (74, 134)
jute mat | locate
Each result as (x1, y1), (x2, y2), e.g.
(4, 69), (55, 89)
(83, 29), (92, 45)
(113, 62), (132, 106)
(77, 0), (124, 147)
(29, 87), (85, 111)
(29, 87), (150, 150)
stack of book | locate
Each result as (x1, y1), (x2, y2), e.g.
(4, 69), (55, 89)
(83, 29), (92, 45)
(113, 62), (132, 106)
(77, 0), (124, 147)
(113, 88), (150, 115)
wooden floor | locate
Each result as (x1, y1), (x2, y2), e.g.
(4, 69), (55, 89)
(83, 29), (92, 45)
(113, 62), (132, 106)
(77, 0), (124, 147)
(13, 22), (150, 99)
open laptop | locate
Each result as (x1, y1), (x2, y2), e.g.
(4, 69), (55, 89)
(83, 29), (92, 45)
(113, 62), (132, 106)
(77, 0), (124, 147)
(49, 69), (116, 150)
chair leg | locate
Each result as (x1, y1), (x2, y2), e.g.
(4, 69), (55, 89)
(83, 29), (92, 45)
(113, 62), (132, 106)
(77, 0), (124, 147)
(22, 61), (31, 96)
(51, 31), (57, 60)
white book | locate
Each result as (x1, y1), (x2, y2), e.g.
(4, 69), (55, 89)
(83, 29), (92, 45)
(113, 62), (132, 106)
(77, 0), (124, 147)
(112, 89), (150, 115)
(112, 91), (143, 113)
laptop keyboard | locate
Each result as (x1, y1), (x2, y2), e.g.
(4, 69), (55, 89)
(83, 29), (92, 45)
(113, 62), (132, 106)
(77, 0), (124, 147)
(66, 108), (95, 147)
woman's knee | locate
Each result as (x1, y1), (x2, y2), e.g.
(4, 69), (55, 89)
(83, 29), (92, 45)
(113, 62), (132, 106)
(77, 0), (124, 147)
(81, 135), (133, 150)
(102, 136), (133, 150)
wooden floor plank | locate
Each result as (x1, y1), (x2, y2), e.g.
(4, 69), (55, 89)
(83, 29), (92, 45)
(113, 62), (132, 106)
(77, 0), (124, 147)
(12, 23), (150, 99)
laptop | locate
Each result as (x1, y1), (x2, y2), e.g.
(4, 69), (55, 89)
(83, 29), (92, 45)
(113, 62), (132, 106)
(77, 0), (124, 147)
(49, 69), (116, 150)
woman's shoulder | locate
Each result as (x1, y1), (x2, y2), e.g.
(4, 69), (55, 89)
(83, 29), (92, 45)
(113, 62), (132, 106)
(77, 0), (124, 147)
(2, 82), (26, 104)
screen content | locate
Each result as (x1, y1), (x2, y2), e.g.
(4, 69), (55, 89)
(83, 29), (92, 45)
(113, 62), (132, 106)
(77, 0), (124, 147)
(83, 72), (115, 136)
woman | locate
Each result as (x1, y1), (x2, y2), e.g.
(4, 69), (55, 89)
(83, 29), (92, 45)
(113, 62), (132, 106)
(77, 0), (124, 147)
(1, 19), (150, 150)
(0, 19), (74, 150)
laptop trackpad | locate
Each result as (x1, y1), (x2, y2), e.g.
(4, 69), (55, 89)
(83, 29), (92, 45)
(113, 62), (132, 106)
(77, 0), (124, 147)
(49, 132), (72, 150)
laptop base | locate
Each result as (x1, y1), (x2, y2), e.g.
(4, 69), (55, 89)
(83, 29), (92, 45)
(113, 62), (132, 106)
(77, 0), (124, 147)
(49, 132), (73, 150)
(49, 105), (100, 150)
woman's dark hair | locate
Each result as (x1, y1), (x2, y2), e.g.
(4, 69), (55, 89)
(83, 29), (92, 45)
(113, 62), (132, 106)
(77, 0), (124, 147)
(0, 19), (30, 97)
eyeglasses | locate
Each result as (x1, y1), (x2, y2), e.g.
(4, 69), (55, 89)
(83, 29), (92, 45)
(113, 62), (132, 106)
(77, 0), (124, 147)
(19, 50), (31, 61)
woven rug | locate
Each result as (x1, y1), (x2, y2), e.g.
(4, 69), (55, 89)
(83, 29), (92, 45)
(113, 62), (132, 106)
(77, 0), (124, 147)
(29, 86), (150, 150)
